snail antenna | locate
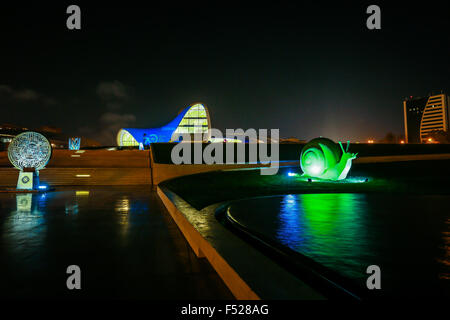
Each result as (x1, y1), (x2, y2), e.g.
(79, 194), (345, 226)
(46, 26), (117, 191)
(338, 141), (345, 153)
(346, 141), (350, 152)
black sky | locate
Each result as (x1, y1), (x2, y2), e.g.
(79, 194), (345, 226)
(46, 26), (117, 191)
(1, 2), (449, 144)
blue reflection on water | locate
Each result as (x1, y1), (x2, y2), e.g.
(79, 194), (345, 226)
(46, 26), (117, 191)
(276, 194), (306, 247)
(2, 189), (151, 248)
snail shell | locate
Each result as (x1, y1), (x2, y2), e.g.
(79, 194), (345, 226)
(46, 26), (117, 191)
(300, 137), (344, 178)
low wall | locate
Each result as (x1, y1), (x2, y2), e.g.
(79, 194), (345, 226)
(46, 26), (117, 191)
(0, 168), (150, 187)
(354, 153), (450, 163)
(0, 149), (150, 168)
(150, 142), (450, 164)
(150, 162), (297, 186)
(0, 149), (151, 186)
(157, 185), (325, 300)
(149, 143), (299, 185)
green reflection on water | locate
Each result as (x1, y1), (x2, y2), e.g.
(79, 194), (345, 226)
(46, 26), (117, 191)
(277, 193), (373, 280)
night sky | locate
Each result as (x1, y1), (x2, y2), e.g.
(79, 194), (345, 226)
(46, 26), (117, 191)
(1, 2), (449, 144)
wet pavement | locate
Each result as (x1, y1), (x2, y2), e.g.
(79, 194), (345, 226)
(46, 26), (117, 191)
(0, 187), (233, 299)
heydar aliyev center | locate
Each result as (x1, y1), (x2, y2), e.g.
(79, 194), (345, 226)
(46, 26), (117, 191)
(116, 103), (211, 146)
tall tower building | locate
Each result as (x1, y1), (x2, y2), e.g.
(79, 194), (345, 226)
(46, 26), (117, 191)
(403, 93), (449, 143)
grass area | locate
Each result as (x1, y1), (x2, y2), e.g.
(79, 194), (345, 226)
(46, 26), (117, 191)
(161, 159), (450, 210)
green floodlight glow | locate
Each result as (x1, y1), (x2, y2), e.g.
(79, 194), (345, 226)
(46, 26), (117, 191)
(300, 137), (357, 181)
(293, 175), (368, 184)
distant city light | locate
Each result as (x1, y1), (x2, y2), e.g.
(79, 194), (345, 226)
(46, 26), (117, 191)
(287, 172), (297, 177)
(367, 139), (374, 144)
(38, 185), (47, 189)
(400, 140), (405, 144)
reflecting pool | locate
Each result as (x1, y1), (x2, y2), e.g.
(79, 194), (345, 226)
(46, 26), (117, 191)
(0, 187), (233, 299)
(227, 193), (450, 298)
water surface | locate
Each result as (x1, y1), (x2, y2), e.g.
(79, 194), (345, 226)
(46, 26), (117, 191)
(228, 193), (450, 297)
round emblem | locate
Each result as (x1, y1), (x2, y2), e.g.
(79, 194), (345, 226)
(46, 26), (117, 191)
(149, 134), (158, 143)
(21, 176), (30, 184)
(7, 132), (52, 171)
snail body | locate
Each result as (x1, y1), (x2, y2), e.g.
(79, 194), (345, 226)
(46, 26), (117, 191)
(300, 137), (357, 180)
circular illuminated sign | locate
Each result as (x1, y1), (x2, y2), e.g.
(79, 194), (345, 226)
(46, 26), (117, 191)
(7, 131), (52, 171)
(148, 134), (158, 143)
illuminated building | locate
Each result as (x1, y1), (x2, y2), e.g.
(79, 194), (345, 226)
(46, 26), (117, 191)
(403, 93), (449, 143)
(117, 103), (211, 146)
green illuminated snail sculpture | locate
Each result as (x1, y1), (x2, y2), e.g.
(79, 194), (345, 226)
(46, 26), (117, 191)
(300, 137), (357, 180)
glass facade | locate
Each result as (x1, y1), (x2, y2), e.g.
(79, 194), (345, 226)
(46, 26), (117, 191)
(117, 129), (139, 147)
(116, 103), (210, 146)
(420, 95), (448, 142)
(173, 104), (209, 135)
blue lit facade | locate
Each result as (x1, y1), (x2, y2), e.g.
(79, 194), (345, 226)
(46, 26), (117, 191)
(117, 103), (211, 146)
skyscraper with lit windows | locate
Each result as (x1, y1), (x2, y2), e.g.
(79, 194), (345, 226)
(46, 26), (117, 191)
(403, 93), (449, 143)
